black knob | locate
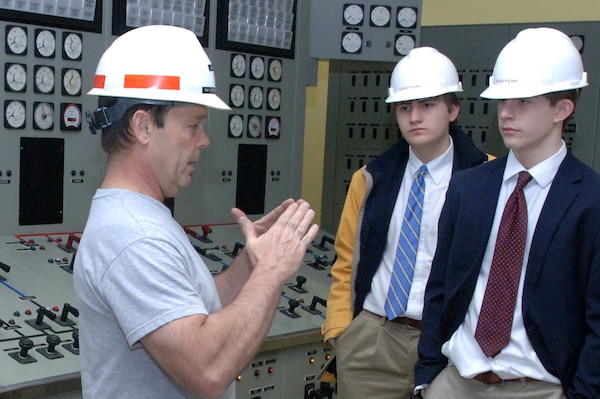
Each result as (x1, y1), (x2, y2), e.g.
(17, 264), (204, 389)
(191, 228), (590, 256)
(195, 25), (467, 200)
(46, 334), (60, 353)
(295, 275), (307, 289)
(19, 337), (34, 358)
(72, 329), (80, 349)
(288, 298), (300, 313)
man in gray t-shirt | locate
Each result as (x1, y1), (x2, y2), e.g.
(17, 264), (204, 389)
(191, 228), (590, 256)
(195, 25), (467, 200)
(75, 25), (319, 399)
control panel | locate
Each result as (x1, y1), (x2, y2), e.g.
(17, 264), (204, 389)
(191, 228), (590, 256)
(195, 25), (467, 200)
(0, 225), (337, 398)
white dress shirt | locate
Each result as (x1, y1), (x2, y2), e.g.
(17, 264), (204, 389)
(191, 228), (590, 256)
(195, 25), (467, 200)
(363, 138), (454, 320)
(441, 143), (567, 383)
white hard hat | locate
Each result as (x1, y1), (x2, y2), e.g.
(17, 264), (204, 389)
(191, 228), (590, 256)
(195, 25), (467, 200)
(88, 25), (230, 110)
(385, 47), (463, 103)
(481, 27), (588, 99)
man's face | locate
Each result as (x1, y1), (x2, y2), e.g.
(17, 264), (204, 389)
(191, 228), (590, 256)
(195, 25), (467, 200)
(395, 96), (459, 152)
(496, 96), (562, 159)
(148, 104), (210, 198)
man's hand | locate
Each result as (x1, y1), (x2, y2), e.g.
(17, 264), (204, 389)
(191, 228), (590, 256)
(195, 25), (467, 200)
(233, 199), (319, 283)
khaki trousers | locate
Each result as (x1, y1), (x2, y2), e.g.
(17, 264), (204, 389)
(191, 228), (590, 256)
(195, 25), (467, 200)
(336, 310), (420, 399)
(424, 365), (565, 399)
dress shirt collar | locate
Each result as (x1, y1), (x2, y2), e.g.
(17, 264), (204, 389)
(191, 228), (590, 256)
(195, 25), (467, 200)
(407, 136), (454, 185)
(504, 141), (567, 188)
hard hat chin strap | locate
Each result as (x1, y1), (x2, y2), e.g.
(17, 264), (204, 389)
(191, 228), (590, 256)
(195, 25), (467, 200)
(85, 98), (174, 134)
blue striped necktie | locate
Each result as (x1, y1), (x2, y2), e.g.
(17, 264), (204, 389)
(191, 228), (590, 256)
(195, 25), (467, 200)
(385, 164), (427, 320)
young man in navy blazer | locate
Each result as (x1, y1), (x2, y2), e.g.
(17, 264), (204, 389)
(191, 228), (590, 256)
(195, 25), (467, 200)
(415, 27), (600, 399)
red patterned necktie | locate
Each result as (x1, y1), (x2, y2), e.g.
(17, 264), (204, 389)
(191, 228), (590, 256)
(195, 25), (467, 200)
(475, 171), (532, 357)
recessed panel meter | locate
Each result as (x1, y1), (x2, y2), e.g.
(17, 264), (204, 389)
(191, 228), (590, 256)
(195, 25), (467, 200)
(343, 4), (364, 26)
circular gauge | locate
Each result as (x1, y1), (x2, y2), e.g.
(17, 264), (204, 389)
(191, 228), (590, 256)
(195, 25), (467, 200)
(266, 116), (281, 139)
(250, 57), (265, 79)
(63, 32), (82, 60)
(4, 100), (26, 129)
(247, 115), (262, 138)
(249, 86), (263, 109)
(397, 7), (417, 28)
(33, 102), (54, 130)
(228, 114), (244, 138)
(267, 88), (281, 110)
(231, 53), (246, 78)
(370, 5), (391, 27)
(5, 63), (27, 92)
(62, 68), (82, 96)
(570, 35), (584, 53)
(62, 103), (82, 129)
(229, 84), (245, 108)
(268, 58), (282, 82)
(34, 65), (55, 94)
(343, 4), (364, 26)
(6, 25), (27, 55)
(395, 34), (416, 56)
(341, 31), (362, 54)
(35, 29), (56, 58)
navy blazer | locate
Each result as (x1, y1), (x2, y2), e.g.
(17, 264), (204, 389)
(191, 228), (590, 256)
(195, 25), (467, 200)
(416, 153), (600, 398)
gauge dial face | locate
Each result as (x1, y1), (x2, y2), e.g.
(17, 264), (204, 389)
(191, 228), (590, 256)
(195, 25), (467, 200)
(35, 29), (56, 58)
(231, 53), (246, 78)
(268, 58), (282, 82)
(34, 65), (55, 94)
(341, 31), (362, 54)
(4, 100), (26, 129)
(397, 7), (417, 28)
(5, 63), (27, 92)
(343, 4), (364, 26)
(6, 25), (27, 55)
(62, 68), (82, 96)
(250, 56), (265, 79)
(229, 84), (245, 108)
(267, 88), (281, 110)
(395, 34), (415, 56)
(247, 115), (262, 138)
(62, 103), (82, 129)
(63, 32), (82, 60)
(249, 86), (263, 109)
(33, 102), (54, 130)
(570, 35), (584, 53)
(228, 114), (244, 138)
(370, 5), (391, 27)
(266, 116), (281, 139)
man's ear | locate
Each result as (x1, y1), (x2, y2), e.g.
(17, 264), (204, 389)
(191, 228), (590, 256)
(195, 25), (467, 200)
(130, 109), (152, 145)
(554, 99), (575, 124)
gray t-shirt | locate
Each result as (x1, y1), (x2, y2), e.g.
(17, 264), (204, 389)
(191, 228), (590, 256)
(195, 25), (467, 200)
(73, 188), (235, 398)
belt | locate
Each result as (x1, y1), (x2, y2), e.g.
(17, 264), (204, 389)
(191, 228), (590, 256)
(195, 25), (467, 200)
(473, 371), (537, 385)
(389, 316), (421, 330)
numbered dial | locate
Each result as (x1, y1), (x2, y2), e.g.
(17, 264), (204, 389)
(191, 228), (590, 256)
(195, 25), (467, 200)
(62, 68), (82, 96)
(267, 88), (281, 110)
(230, 53), (246, 78)
(249, 86), (264, 109)
(268, 58), (282, 82)
(228, 114), (244, 138)
(63, 32), (82, 60)
(35, 29), (56, 58)
(266, 116), (281, 139)
(247, 115), (262, 138)
(34, 65), (55, 94)
(5, 63), (27, 92)
(341, 31), (362, 54)
(4, 100), (26, 129)
(395, 34), (415, 56)
(62, 103), (82, 129)
(33, 102), (54, 130)
(370, 5), (391, 27)
(250, 57), (265, 80)
(343, 4), (364, 26)
(229, 84), (245, 108)
(6, 25), (27, 55)
(397, 7), (417, 28)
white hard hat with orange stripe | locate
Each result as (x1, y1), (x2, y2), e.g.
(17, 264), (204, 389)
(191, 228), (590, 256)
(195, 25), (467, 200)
(86, 25), (229, 132)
